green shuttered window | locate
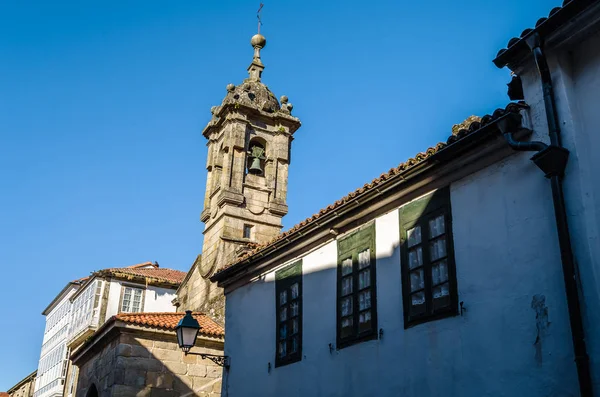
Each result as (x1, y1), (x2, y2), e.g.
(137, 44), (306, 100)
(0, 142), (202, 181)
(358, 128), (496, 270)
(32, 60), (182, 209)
(400, 187), (458, 327)
(275, 261), (302, 367)
(337, 222), (377, 348)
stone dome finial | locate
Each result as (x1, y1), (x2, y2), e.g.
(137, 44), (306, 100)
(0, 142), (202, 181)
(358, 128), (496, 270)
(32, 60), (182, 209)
(248, 33), (266, 82)
(251, 34), (266, 49)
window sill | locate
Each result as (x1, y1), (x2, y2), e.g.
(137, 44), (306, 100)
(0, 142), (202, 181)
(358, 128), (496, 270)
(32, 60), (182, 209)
(404, 308), (458, 329)
(337, 331), (378, 350)
(275, 355), (301, 368)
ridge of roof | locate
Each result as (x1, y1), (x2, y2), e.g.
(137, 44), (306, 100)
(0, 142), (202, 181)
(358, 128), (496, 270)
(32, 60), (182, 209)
(114, 312), (224, 337)
(493, 0), (598, 68)
(127, 261), (158, 269)
(95, 267), (186, 285)
(212, 102), (528, 281)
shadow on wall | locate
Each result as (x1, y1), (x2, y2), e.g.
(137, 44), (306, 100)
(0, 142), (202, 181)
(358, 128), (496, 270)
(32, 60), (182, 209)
(75, 330), (224, 397)
(222, 201), (580, 397)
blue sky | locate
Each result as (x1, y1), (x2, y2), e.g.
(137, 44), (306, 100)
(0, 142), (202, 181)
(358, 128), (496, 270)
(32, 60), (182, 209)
(0, 0), (559, 389)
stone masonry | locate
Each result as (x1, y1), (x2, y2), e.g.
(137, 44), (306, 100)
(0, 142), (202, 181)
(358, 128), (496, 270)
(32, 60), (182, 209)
(175, 33), (301, 323)
(74, 328), (224, 397)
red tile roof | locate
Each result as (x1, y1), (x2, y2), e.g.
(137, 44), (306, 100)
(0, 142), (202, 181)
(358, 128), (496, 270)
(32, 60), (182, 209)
(127, 261), (159, 269)
(95, 267), (186, 285)
(213, 102), (527, 279)
(115, 312), (224, 337)
(493, 0), (595, 68)
(1, 392), (9, 397)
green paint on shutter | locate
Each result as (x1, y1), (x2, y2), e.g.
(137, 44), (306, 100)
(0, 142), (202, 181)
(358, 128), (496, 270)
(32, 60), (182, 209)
(275, 260), (302, 281)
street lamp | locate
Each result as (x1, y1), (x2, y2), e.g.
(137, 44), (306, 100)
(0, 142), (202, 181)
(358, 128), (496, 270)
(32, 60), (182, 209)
(175, 310), (230, 368)
(176, 310), (200, 354)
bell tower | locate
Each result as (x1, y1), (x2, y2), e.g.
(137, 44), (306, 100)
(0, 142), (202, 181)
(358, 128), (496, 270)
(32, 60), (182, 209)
(177, 31), (301, 322)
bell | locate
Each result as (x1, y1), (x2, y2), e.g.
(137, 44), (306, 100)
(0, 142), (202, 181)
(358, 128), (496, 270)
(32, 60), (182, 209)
(248, 157), (263, 175)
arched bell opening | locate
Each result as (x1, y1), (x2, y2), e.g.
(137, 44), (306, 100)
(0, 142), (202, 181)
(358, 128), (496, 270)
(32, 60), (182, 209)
(247, 138), (267, 176)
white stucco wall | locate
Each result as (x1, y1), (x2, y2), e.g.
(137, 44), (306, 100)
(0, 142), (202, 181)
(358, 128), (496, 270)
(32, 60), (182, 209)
(223, 149), (580, 396)
(105, 280), (177, 318)
(518, 26), (600, 389)
(143, 286), (178, 312)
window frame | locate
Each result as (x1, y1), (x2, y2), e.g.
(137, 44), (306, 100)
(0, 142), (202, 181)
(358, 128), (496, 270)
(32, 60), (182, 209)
(118, 285), (145, 314)
(243, 224), (253, 239)
(399, 187), (458, 328)
(274, 260), (303, 367)
(336, 222), (377, 349)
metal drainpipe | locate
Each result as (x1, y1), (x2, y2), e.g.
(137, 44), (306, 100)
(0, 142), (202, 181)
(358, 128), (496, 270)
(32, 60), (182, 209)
(499, 32), (593, 397)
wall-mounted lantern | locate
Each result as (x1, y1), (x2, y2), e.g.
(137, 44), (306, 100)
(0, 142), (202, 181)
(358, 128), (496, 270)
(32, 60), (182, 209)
(176, 310), (230, 368)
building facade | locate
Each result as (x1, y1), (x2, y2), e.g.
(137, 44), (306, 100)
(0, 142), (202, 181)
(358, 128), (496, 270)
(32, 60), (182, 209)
(7, 371), (37, 397)
(174, 32), (301, 324)
(212, 1), (600, 396)
(33, 281), (84, 397)
(64, 262), (186, 396)
(31, 262), (185, 397)
(71, 312), (224, 397)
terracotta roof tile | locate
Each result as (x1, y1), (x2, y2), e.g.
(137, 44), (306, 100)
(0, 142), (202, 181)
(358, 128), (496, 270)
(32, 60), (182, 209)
(493, 0), (595, 68)
(214, 102), (527, 278)
(95, 267), (186, 285)
(127, 261), (159, 269)
(115, 312), (224, 337)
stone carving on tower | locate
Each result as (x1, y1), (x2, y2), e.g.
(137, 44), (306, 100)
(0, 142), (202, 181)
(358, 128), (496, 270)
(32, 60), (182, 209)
(175, 32), (301, 323)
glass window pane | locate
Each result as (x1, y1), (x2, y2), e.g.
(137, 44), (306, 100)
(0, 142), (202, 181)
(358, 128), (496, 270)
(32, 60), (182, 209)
(358, 269), (370, 289)
(290, 283), (299, 300)
(432, 260), (449, 285)
(358, 249), (370, 269)
(429, 214), (445, 238)
(279, 290), (287, 306)
(280, 306), (287, 322)
(342, 258), (353, 276)
(408, 247), (423, 269)
(341, 296), (353, 316)
(359, 310), (371, 324)
(342, 276), (353, 296)
(290, 336), (298, 353)
(290, 301), (299, 317)
(341, 316), (353, 338)
(411, 291), (426, 306)
(433, 282), (450, 298)
(279, 341), (287, 358)
(407, 226), (421, 247)
(359, 290), (371, 310)
(430, 237), (447, 261)
(359, 310), (372, 332)
(291, 318), (299, 335)
(410, 269), (424, 292)
(279, 324), (287, 340)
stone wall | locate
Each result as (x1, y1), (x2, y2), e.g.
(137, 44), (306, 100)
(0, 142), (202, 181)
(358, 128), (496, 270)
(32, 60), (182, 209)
(75, 328), (224, 397)
(7, 372), (35, 397)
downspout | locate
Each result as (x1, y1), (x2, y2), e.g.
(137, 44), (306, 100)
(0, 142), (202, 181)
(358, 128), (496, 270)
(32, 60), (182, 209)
(498, 32), (593, 397)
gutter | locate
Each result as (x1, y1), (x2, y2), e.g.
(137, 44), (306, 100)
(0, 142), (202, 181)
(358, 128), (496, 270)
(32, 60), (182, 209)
(212, 107), (530, 286)
(497, 32), (593, 397)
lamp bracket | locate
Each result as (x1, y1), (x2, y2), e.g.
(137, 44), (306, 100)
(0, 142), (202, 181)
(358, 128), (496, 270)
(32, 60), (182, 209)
(186, 352), (230, 368)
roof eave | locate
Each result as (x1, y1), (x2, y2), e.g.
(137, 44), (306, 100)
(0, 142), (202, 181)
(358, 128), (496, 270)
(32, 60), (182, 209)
(211, 105), (530, 286)
(493, 0), (598, 69)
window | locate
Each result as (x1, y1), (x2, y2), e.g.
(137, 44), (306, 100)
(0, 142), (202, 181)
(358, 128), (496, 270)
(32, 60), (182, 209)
(243, 224), (253, 239)
(275, 261), (302, 367)
(120, 286), (144, 313)
(399, 187), (458, 327)
(337, 223), (377, 348)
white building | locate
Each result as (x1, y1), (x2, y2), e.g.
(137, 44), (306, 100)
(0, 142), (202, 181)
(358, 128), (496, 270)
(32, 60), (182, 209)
(211, 1), (600, 396)
(32, 280), (84, 397)
(32, 262), (186, 397)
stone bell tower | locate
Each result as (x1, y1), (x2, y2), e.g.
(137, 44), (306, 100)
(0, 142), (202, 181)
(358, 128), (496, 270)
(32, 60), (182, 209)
(176, 32), (301, 322)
